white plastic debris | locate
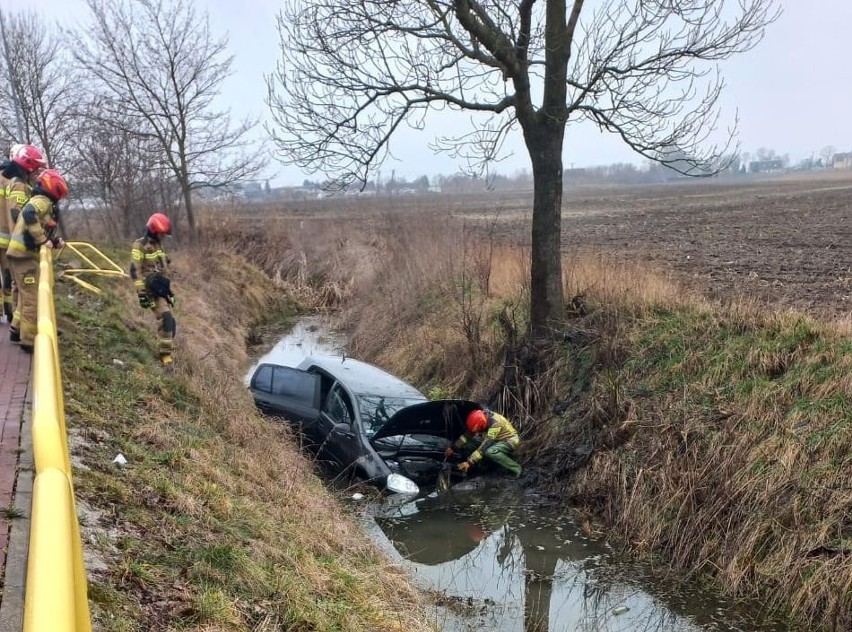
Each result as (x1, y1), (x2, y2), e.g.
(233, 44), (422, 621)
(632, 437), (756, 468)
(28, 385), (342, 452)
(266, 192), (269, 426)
(112, 359), (125, 367)
(351, 493), (364, 501)
(612, 605), (629, 616)
(112, 453), (128, 466)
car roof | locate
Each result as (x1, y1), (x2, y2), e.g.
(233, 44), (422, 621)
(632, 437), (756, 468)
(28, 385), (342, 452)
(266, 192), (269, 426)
(297, 354), (426, 400)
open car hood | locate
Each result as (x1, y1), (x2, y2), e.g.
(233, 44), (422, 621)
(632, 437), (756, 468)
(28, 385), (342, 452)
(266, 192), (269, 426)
(372, 399), (481, 441)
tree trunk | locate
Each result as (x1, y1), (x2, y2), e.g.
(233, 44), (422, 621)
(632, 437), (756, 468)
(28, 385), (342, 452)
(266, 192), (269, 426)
(180, 180), (196, 244)
(524, 121), (566, 342)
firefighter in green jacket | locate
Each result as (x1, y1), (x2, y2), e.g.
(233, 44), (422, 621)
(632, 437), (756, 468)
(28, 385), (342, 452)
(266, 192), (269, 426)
(131, 213), (176, 366)
(446, 407), (523, 477)
(6, 168), (66, 352)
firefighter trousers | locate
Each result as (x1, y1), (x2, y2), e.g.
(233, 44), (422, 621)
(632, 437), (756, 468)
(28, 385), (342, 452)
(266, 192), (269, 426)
(8, 257), (38, 349)
(150, 297), (176, 358)
(0, 248), (15, 325)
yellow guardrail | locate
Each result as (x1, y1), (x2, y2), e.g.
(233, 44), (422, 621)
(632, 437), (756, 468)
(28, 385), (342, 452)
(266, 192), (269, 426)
(25, 247), (92, 632)
(58, 241), (128, 294)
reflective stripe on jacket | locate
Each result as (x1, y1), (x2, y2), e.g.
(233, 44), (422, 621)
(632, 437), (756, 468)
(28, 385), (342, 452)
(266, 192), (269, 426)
(455, 411), (520, 464)
(0, 175), (8, 248)
(7, 195), (55, 259)
(3, 178), (31, 246)
(130, 236), (169, 291)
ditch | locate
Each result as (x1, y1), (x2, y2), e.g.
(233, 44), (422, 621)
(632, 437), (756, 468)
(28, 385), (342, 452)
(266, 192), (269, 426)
(246, 316), (788, 632)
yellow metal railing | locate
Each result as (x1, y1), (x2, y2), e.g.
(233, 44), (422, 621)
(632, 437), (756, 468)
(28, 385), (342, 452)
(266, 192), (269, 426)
(58, 241), (128, 294)
(25, 247), (92, 632)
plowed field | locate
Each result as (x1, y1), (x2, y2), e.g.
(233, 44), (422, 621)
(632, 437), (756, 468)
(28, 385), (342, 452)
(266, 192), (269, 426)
(465, 172), (852, 319)
(255, 170), (852, 319)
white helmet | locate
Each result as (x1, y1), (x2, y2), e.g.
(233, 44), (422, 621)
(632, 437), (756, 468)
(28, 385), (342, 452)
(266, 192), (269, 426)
(8, 143), (25, 160)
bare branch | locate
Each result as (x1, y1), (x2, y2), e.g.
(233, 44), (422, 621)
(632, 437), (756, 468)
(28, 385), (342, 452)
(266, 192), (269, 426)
(267, 0), (780, 335)
(0, 11), (81, 168)
(73, 0), (262, 238)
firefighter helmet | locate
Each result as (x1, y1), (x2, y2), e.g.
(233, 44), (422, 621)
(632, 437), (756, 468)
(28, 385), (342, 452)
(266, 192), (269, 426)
(11, 144), (46, 173)
(146, 213), (172, 235)
(466, 409), (488, 434)
(8, 143), (25, 160)
(37, 169), (68, 200)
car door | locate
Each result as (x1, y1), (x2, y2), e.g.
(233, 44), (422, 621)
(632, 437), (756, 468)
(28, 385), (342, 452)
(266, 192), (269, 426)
(316, 383), (360, 469)
(250, 364), (321, 428)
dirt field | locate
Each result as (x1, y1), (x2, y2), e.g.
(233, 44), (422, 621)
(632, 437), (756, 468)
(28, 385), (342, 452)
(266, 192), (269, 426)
(247, 170), (852, 320)
(456, 171), (852, 320)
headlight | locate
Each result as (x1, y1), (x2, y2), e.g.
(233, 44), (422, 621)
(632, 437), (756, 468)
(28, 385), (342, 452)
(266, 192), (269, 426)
(386, 473), (419, 495)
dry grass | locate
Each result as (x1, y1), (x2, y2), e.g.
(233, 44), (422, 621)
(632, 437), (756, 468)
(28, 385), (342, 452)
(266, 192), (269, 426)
(200, 207), (850, 630)
(58, 242), (434, 632)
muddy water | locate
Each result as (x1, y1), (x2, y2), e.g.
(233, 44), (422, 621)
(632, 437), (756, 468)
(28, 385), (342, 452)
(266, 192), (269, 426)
(250, 319), (786, 632)
(361, 490), (784, 632)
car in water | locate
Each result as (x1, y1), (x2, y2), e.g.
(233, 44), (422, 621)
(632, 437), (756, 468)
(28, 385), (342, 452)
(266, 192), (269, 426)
(248, 354), (479, 495)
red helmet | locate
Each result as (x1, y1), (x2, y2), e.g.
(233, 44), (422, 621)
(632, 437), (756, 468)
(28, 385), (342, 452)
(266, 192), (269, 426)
(37, 169), (68, 200)
(146, 213), (171, 235)
(11, 144), (46, 173)
(466, 409), (488, 434)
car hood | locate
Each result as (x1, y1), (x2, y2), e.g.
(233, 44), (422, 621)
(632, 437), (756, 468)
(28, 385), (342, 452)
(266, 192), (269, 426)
(372, 399), (481, 441)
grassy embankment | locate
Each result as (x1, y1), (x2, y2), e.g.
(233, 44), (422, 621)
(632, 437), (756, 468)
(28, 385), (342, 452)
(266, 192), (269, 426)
(57, 242), (433, 631)
(213, 210), (850, 632)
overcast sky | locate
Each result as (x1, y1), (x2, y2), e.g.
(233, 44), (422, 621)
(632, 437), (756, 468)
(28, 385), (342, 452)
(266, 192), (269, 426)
(5, 0), (851, 184)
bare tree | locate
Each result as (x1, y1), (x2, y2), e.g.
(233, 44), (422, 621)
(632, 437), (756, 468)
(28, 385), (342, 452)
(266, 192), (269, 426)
(0, 10), (80, 168)
(267, 0), (779, 340)
(69, 102), (181, 240)
(819, 145), (836, 167)
(75, 0), (260, 241)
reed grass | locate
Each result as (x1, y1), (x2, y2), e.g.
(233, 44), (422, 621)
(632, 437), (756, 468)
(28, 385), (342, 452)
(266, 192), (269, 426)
(197, 205), (850, 630)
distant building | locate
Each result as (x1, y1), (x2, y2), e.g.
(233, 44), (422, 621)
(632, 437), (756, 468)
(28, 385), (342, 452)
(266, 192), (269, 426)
(831, 152), (852, 169)
(748, 159), (784, 174)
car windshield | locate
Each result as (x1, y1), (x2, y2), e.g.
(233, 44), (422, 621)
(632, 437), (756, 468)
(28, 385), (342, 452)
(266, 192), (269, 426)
(357, 395), (424, 437)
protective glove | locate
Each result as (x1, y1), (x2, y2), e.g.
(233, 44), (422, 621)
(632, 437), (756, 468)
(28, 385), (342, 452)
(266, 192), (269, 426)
(444, 447), (454, 458)
(138, 292), (155, 310)
(458, 461), (471, 473)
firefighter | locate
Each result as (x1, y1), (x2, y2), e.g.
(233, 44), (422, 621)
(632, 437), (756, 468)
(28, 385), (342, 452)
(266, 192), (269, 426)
(131, 213), (176, 367)
(446, 407), (523, 477)
(0, 145), (20, 324)
(2, 144), (47, 338)
(6, 168), (66, 352)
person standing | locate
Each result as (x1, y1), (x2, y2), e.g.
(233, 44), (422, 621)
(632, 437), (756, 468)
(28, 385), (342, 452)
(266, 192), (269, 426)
(130, 213), (176, 367)
(446, 407), (523, 477)
(0, 145), (19, 324)
(2, 145), (47, 337)
(6, 168), (66, 352)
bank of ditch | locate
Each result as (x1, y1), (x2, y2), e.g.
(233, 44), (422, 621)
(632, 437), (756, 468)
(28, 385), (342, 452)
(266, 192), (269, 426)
(211, 210), (851, 632)
(56, 244), (433, 631)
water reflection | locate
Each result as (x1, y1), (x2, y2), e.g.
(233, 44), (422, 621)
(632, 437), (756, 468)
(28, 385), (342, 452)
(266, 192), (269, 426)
(245, 315), (345, 382)
(365, 487), (780, 632)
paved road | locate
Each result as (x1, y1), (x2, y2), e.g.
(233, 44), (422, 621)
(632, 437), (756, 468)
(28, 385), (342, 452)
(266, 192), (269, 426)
(0, 326), (32, 629)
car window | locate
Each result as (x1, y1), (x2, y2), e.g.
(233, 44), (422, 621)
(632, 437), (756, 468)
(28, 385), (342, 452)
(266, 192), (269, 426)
(357, 396), (425, 437)
(309, 367), (335, 405)
(271, 367), (316, 406)
(252, 365), (273, 393)
(324, 384), (354, 426)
